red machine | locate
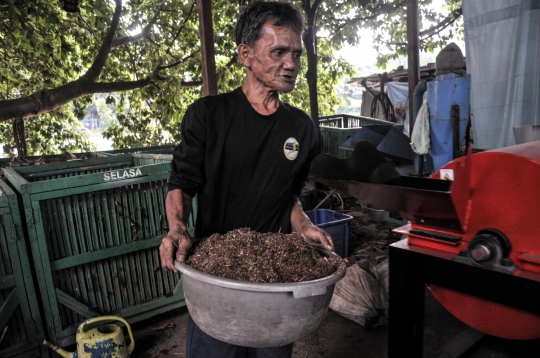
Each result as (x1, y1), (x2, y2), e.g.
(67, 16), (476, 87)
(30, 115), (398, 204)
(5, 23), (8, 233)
(316, 140), (540, 340)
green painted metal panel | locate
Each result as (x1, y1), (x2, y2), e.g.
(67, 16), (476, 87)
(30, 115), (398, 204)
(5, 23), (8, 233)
(4, 154), (187, 348)
(0, 179), (47, 358)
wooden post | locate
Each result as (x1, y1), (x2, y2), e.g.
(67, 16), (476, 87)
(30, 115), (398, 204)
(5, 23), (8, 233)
(196, 0), (218, 96)
(406, 0), (420, 135)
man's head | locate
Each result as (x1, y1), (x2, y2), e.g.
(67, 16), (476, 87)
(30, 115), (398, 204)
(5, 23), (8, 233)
(236, 2), (304, 94)
(235, 1), (304, 47)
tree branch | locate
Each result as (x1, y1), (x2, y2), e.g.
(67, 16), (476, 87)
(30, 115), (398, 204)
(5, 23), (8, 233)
(111, 0), (167, 50)
(166, 1), (196, 56)
(0, 77), (151, 122)
(159, 50), (200, 70)
(419, 7), (462, 37)
(328, 0), (407, 40)
(312, 0), (324, 13)
(379, 7), (463, 47)
(81, 0), (123, 82)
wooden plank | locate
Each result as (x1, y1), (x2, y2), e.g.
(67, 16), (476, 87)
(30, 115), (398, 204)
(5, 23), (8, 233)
(106, 187), (125, 311)
(77, 193), (98, 313)
(133, 186), (153, 303)
(0, 179), (17, 203)
(0, 287), (19, 331)
(13, 154), (133, 175)
(24, 161), (134, 179)
(57, 196), (80, 325)
(113, 295), (185, 321)
(128, 186), (145, 305)
(5, 162), (170, 196)
(197, 0), (218, 96)
(110, 187), (130, 309)
(0, 275), (15, 290)
(131, 153), (172, 162)
(93, 191), (111, 314)
(0, 220), (11, 276)
(12, 306), (27, 344)
(101, 145), (174, 155)
(30, 171), (170, 201)
(22, 163), (171, 196)
(407, 0), (420, 134)
(147, 182), (164, 298)
(99, 190), (117, 312)
(157, 181), (175, 293)
(141, 184), (158, 300)
(173, 278), (184, 296)
(118, 187), (135, 307)
(29, 199), (62, 338)
(10, 255), (40, 345)
(49, 233), (166, 271)
(2, 169), (28, 194)
(65, 195), (89, 318)
(55, 288), (100, 319)
(45, 199), (62, 264)
(85, 192), (106, 314)
(1, 181), (47, 356)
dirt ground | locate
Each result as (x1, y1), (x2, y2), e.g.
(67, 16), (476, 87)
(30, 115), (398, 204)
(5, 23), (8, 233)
(127, 199), (540, 358)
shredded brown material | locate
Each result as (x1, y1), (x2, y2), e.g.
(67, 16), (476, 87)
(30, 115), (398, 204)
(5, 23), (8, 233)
(186, 228), (343, 283)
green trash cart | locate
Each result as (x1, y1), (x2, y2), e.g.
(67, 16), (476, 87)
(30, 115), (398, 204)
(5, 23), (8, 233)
(0, 179), (47, 358)
(3, 154), (192, 348)
(319, 114), (404, 159)
(0, 144), (176, 171)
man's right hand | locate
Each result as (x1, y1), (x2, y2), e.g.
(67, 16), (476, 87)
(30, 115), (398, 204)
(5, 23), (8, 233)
(161, 189), (194, 272)
(159, 233), (192, 272)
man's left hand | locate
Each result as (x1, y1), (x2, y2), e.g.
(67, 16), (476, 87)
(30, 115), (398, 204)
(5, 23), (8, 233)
(298, 224), (334, 252)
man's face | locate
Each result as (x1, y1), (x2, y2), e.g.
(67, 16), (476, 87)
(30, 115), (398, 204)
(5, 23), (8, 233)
(244, 21), (303, 93)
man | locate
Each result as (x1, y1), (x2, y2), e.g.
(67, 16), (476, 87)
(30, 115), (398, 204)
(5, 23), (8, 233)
(159, 2), (334, 357)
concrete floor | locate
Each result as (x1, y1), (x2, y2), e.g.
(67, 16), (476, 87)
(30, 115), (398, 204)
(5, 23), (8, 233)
(129, 291), (540, 358)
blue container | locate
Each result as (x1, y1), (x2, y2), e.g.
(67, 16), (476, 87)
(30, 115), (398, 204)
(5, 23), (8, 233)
(305, 209), (353, 258)
(427, 73), (471, 171)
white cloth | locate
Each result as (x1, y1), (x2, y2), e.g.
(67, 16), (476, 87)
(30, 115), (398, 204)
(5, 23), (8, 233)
(410, 98), (430, 155)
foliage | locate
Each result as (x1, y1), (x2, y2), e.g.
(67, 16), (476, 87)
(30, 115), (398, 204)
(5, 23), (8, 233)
(0, 0), (462, 154)
(369, 0), (464, 68)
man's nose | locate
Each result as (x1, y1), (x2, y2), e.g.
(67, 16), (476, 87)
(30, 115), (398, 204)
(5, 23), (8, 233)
(282, 53), (298, 70)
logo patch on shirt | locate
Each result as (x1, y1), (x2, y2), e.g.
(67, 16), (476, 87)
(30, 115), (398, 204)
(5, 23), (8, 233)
(283, 137), (299, 161)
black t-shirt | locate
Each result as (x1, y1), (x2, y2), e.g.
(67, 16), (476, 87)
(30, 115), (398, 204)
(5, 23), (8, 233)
(169, 87), (319, 238)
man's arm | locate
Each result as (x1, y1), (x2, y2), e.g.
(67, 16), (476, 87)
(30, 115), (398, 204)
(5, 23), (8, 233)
(290, 195), (334, 251)
(159, 188), (193, 272)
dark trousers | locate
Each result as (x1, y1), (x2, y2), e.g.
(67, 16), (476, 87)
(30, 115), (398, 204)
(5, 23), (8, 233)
(186, 314), (293, 358)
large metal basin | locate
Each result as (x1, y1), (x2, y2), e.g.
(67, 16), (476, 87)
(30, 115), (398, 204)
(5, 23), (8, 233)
(174, 251), (346, 347)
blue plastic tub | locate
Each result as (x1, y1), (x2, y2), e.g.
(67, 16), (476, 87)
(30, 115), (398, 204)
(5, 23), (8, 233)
(305, 209), (353, 258)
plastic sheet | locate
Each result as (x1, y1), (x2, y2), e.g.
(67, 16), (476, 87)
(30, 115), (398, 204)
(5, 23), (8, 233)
(463, 0), (540, 150)
(387, 82), (410, 136)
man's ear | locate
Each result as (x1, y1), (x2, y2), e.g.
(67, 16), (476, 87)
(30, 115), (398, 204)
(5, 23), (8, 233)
(238, 44), (252, 67)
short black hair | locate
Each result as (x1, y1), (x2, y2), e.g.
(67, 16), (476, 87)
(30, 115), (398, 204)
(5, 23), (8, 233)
(235, 1), (304, 47)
